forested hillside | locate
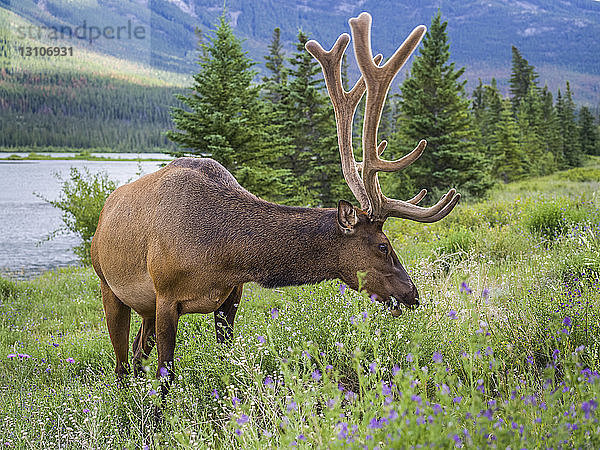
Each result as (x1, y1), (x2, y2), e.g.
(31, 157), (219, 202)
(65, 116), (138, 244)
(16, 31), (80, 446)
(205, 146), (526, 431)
(0, 7), (185, 151)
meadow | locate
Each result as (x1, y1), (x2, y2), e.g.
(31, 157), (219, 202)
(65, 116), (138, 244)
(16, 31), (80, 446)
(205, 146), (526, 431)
(1, 165), (600, 448)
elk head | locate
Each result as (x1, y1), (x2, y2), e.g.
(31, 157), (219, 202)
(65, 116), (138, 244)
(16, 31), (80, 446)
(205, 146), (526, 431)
(306, 12), (461, 315)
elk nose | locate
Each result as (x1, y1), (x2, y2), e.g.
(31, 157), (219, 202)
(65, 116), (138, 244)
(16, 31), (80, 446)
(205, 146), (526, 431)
(412, 285), (420, 308)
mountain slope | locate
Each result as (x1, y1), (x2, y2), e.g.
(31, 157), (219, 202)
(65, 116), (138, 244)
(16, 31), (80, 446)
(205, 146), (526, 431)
(2, 0), (599, 103)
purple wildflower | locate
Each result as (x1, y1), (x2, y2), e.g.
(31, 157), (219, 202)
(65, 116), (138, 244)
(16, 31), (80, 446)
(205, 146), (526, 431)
(382, 382), (392, 396)
(211, 389), (219, 399)
(270, 308), (279, 319)
(312, 370), (322, 381)
(65, 357), (75, 364)
(482, 288), (490, 300)
(448, 310), (458, 320)
(582, 400), (598, 419)
(563, 316), (572, 327)
(7, 354), (17, 358)
(411, 394), (422, 405)
(441, 383), (450, 395)
(388, 409), (398, 421)
(339, 283), (347, 295)
(432, 352), (443, 364)
(232, 396), (240, 406)
(83, 408), (90, 413)
(406, 353), (414, 363)
(392, 364), (400, 376)
(237, 414), (249, 425)
(453, 396), (463, 404)
(149, 389), (157, 397)
(257, 335), (266, 344)
(287, 399), (297, 412)
(369, 362), (377, 373)
(459, 282), (472, 294)
(158, 366), (168, 377)
(325, 364), (333, 371)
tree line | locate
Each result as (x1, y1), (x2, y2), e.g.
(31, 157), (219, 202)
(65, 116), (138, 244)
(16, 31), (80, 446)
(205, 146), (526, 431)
(168, 12), (600, 207)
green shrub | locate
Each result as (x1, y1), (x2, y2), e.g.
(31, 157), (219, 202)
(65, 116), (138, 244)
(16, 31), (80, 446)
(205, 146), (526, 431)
(436, 227), (474, 254)
(524, 202), (568, 240)
(39, 167), (117, 265)
(557, 167), (600, 182)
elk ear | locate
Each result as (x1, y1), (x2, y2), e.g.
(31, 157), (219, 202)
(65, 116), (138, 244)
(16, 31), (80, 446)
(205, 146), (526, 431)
(337, 200), (359, 234)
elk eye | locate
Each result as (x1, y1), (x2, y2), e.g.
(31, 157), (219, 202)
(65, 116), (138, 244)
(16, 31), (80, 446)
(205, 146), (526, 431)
(378, 244), (388, 255)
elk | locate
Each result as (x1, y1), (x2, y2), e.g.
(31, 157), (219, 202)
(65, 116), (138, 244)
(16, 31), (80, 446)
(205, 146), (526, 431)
(90, 12), (460, 392)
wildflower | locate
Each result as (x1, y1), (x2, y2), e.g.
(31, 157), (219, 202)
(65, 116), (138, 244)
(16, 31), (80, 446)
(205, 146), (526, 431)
(52, 343), (59, 347)
(453, 396), (463, 404)
(149, 389), (158, 397)
(326, 398), (336, 408)
(581, 400), (598, 419)
(362, 311), (368, 321)
(477, 379), (485, 394)
(392, 364), (400, 376)
(432, 352), (443, 364)
(337, 422), (348, 440)
(369, 362), (377, 373)
(234, 429), (242, 436)
(237, 414), (249, 425)
(552, 349), (560, 361)
(448, 310), (458, 320)
(441, 384), (450, 395)
(211, 389), (219, 399)
(287, 398), (297, 412)
(433, 404), (443, 415)
(7, 354), (17, 358)
(482, 288), (490, 300)
(270, 308), (279, 319)
(388, 409), (398, 421)
(450, 434), (462, 446)
(339, 283), (347, 295)
(563, 316), (572, 327)
(232, 396), (240, 406)
(382, 382), (392, 396)
(312, 370), (322, 381)
(411, 394), (422, 405)
(459, 282), (472, 294)
(485, 347), (493, 356)
(257, 335), (266, 344)
(325, 364), (333, 371)
(65, 357), (75, 364)
(83, 408), (90, 413)
(298, 434), (306, 441)
(526, 355), (534, 365)
(406, 353), (414, 363)
(158, 366), (168, 377)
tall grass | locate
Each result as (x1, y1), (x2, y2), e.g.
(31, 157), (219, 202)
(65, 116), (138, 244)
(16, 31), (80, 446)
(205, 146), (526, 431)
(1, 171), (600, 448)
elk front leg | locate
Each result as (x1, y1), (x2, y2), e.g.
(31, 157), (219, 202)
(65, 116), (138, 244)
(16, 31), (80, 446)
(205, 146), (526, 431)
(214, 285), (242, 344)
(132, 317), (156, 376)
(155, 300), (179, 398)
(101, 281), (131, 380)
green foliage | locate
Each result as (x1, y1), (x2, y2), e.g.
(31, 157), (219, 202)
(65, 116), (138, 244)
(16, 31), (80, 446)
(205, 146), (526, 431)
(579, 106), (599, 156)
(558, 167), (600, 182)
(166, 15), (291, 201)
(509, 45), (539, 112)
(40, 168), (117, 264)
(556, 82), (583, 167)
(394, 11), (492, 200)
(436, 227), (475, 254)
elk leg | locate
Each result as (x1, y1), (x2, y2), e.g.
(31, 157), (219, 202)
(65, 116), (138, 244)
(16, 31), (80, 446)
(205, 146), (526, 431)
(214, 285), (243, 344)
(155, 300), (179, 398)
(101, 281), (131, 380)
(132, 317), (156, 376)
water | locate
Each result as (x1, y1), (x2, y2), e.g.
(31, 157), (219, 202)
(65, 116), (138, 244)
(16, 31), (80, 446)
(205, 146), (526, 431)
(0, 156), (170, 278)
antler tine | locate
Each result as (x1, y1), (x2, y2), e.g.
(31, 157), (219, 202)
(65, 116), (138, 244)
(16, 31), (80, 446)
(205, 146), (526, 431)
(305, 35), (383, 211)
(348, 12), (460, 222)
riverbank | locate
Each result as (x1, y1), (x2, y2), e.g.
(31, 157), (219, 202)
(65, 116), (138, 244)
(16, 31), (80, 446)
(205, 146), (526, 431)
(0, 152), (171, 162)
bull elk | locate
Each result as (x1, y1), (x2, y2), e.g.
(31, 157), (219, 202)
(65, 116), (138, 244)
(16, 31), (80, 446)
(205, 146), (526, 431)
(90, 12), (460, 392)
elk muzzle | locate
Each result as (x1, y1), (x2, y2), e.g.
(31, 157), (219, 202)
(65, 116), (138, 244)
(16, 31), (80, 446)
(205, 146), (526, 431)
(388, 282), (419, 317)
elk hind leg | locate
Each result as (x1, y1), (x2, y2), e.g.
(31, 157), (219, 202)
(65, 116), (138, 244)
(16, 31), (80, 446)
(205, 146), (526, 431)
(155, 299), (179, 399)
(214, 285), (243, 344)
(132, 317), (156, 376)
(101, 281), (131, 380)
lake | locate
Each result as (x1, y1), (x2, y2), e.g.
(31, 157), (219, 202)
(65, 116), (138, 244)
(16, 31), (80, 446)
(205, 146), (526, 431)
(0, 155), (171, 278)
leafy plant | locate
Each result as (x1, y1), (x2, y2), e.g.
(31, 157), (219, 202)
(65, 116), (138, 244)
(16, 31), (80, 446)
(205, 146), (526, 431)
(39, 167), (117, 264)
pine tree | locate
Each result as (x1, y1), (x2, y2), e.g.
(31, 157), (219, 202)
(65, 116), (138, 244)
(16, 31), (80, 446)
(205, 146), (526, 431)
(472, 78), (502, 160)
(492, 99), (529, 182)
(394, 11), (492, 199)
(540, 86), (564, 166)
(278, 31), (348, 207)
(578, 106), (598, 156)
(262, 27), (287, 104)
(166, 14), (289, 199)
(556, 82), (582, 167)
(509, 46), (539, 112)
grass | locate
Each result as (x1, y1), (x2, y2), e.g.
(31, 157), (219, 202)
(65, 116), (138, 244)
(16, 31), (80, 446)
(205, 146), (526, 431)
(1, 168), (600, 448)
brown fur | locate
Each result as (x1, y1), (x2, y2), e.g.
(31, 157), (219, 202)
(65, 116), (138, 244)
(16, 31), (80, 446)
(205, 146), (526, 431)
(91, 157), (417, 387)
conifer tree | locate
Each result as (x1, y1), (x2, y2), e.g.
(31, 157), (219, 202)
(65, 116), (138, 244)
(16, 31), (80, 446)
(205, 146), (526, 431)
(472, 78), (502, 160)
(394, 11), (492, 199)
(166, 14), (289, 199)
(556, 82), (582, 167)
(262, 27), (287, 104)
(492, 99), (529, 182)
(578, 106), (598, 156)
(510, 46), (539, 112)
(279, 31), (347, 206)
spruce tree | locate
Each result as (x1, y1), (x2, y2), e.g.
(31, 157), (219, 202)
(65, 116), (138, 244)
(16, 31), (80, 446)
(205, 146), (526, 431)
(166, 15), (289, 200)
(510, 46), (539, 113)
(394, 11), (492, 199)
(578, 106), (598, 156)
(262, 27), (287, 104)
(492, 99), (529, 182)
(279, 31), (348, 207)
(556, 82), (582, 167)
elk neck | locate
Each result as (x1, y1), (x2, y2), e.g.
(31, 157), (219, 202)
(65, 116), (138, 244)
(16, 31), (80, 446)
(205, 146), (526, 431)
(244, 204), (343, 289)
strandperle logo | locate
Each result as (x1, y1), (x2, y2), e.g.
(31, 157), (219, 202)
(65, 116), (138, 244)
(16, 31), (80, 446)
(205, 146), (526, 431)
(15, 20), (146, 44)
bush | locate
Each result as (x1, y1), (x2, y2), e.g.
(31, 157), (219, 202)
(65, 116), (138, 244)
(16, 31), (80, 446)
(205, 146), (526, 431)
(557, 167), (600, 182)
(524, 201), (568, 241)
(40, 167), (117, 265)
(436, 227), (474, 254)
